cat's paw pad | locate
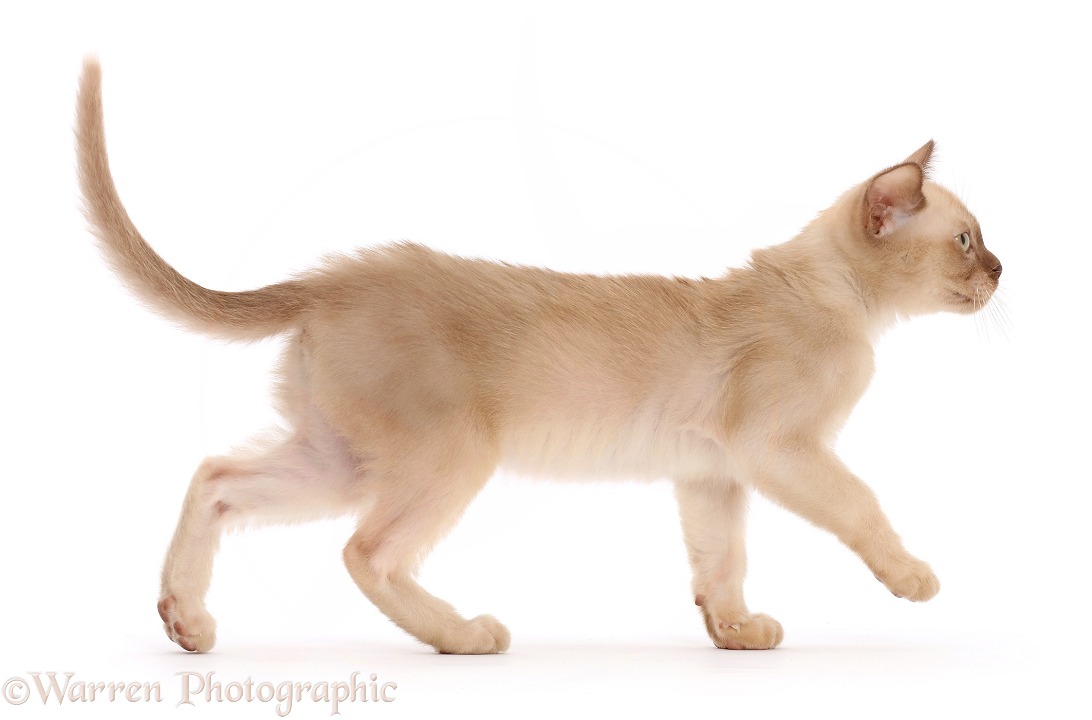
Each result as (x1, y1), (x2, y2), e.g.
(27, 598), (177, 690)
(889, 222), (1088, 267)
(436, 614), (511, 655)
(879, 557), (940, 602)
(708, 612), (784, 650)
(157, 595), (217, 653)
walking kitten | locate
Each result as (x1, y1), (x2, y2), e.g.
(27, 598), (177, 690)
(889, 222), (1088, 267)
(76, 58), (1000, 653)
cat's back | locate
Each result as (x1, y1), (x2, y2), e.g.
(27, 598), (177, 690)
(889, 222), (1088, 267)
(297, 244), (725, 444)
(308, 242), (715, 354)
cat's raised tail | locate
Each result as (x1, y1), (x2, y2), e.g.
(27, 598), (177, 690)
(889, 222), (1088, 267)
(76, 57), (311, 342)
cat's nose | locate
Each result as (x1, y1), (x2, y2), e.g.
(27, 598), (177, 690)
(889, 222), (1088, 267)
(991, 263), (1002, 278)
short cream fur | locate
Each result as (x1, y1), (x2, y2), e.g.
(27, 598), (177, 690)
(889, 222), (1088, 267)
(75, 58), (1001, 654)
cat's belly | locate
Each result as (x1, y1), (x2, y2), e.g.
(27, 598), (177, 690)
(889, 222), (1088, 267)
(497, 416), (736, 481)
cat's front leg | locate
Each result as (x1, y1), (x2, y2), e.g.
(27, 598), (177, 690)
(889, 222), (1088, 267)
(674, 479), (784, 650)
(751, 443), (940, 602)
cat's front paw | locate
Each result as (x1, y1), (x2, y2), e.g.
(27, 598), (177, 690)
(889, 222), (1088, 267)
(703, 611), (784, 650)
(877, 556), (940, 602)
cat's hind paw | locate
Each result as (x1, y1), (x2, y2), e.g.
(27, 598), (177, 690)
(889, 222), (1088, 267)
(435, 614), (511, 655)
(157, 595), (217, 653)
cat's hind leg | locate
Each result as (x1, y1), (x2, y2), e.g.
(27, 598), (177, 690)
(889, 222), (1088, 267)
(342, 429), (508, 655)
(675, 478), (783, 650)
(158, 428), (357, 652)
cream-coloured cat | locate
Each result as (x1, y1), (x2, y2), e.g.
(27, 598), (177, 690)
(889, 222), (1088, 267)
(76, 59), (1000, 654)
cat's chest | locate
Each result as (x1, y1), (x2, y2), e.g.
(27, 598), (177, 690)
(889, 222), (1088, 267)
(716, 331), (876, 444)
(780, 339), (876, 435)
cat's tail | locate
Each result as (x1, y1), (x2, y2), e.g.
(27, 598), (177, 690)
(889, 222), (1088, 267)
(75, 57), (311, 342)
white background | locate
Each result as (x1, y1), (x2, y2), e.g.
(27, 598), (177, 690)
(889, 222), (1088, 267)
(1, 1), (1088, 718)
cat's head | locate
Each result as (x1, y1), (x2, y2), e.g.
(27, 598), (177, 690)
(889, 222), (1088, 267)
(841, 141), (1001, 318)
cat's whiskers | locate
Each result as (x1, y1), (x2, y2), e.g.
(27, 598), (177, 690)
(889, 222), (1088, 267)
(973, 284), (1012, 345)
(972, 286), (986, 344)
(985, 285), (1013, 343)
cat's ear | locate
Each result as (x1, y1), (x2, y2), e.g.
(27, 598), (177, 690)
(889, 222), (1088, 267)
(904, 140), (935, 176)
(862, 162), (925, 237)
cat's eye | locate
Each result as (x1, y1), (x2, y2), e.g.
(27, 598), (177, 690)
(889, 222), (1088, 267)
(956, 232), (971, 251)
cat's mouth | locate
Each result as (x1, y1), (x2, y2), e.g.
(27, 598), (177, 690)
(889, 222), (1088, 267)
(949, 291), (975, 305)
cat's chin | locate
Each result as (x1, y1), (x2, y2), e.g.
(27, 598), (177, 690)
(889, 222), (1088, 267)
(946, 290), (991, 314)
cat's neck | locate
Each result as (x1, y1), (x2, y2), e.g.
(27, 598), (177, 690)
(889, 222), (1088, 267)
(742, 225), (899, 342)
